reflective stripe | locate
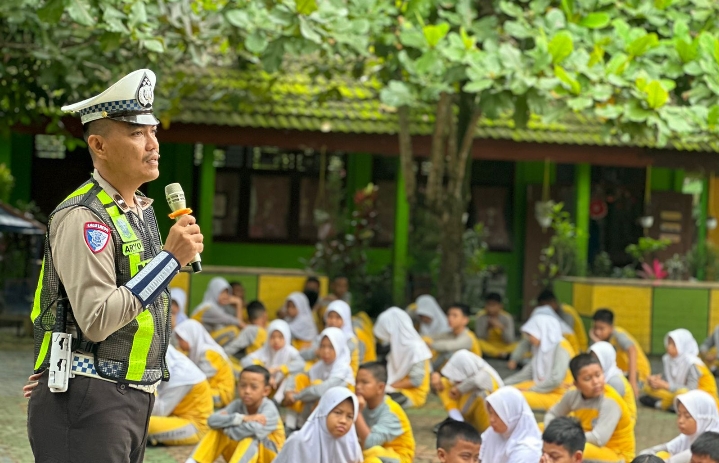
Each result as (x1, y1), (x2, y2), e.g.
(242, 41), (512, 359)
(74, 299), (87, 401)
(64, 183), (94, 201)
(35, 331), (51, 370)
(125, 310), (155, 381)
(30, 259), (45, 321)
(97, 190), (114, 206)
(128, 252), (141, 277)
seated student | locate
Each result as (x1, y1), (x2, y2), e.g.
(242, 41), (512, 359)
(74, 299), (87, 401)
(171, 287), (188, 326)
(590, 341), (638, 424)
(191, 277), (245, 346)
(425, 302), (481, 370)
(303, 276), (321, 309)
(148, 345), (213, 446)
(316, 275), (353, 325)
(301, 300), (360, 375)
(280, 291), (318, 351)
(240, 319), (305, 398)
(273, 386), (363, 463)
(641, 329), (719, 411)
(508, 305), (579, 371)
(538, 289), (588, 352)
(229, 280), (245, 301)
(373, 307), (433, 409)
(545, 353), (636, 463)
(504, 314), (575, 411)
(591, 308), (651, 397)
(691, 431), (719, 463)
(354, 362), (415, 463)
(223, 301), (269, 362)
(541, 416), (586, 463)
(430, 349), (503, 433)
(475, 293), (518, 359)
(480, 386), (543, 463)
(700, 324), (719, 374)
(415, 294), (451, 336)
(175, 319), (236, 408)
(352, 311), (377, 363)
(283, 327), (356, 430)
(639, 389), (719, 463)
(436, 420), (482, 463)
(187, 365), (284, 463)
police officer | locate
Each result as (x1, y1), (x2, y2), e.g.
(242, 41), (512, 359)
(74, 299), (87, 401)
(27, 69), (204, 463)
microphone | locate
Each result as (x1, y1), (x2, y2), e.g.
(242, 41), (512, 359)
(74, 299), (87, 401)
(165, 183), (202, 273)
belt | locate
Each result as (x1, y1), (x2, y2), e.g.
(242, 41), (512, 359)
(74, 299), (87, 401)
(71, 352), (159, 394)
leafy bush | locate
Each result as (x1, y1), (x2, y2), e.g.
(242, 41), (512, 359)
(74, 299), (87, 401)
(538, 203), (584, 286)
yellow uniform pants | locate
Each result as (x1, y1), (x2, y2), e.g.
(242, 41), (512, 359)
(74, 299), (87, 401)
(477, 337), (518, 358)
(148, 416), (205, 446)
(512, 380), (567, 412)
(363, 446), (404, 463)
(642, 384), (684, 411)
(436, 377), (491, 432)
(583, 443), (624, 463)
(292, 339), (314, 351)
(656, 451), (671, 459)
(212, 326), (240, 347)
(191, 430), (278, 463)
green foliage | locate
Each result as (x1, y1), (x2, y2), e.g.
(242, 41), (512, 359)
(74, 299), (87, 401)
(591, 251), (613, 278)
(686, 242), (719, 281)
(538, 203), (584, 286)
(0, 164), (14, 203)
(625, 237), (672, 263)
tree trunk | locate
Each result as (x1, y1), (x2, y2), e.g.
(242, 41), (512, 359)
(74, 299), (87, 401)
(436, 200), (466, 307)
(397, 105), (416, 205)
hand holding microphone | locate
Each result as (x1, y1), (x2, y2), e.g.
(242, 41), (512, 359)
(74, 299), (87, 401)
(164, 183), (203, 272)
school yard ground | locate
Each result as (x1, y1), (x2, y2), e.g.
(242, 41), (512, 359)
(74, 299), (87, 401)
(0, 329), (679, 463)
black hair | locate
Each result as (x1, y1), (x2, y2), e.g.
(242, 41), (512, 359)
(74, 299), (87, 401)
(630, 456), (666, 463)
(537, 288), (557, 304)
(485, 293), (502, 303)
(247, 300), (266, 321)
(358, 362), (388, 384)
(448, 303), (471, 317)
(229, 281), (244, 287)
(593, 308), (614, 325)
(691, 431), (719, 461)
(240, 364), (271, 385)
(569, 353), (601, 381)
(436, 419), (481, 450)
(543, 417), (586, 456)
(306, 276), (320, 285)
(333, 275), (348, 282)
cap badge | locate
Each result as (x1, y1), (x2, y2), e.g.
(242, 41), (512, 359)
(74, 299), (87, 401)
(136, 74), (154, 108)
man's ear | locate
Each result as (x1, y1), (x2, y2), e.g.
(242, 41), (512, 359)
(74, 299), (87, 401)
(436, 448), (447, 463)
(87, 134), (107, 160)
(573, 450), (583, 462)
(263, 384), (271, 397)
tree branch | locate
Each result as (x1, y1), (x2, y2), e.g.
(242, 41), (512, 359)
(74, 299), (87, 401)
(453, 108), (481, 201)
(397, 105), (416, 205)
(426, 92), (452, 209)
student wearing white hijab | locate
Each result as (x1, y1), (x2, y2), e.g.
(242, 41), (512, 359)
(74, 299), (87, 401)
(282, 291), (318, 350)
(480, 386), (543, 463)
(175, 319), (236, 408)
(431, 349), (504, 432)
(641, 328), (719, 411)
(590, 341), (637, 423)
(274, 386), (363, 463)
(415, 294), (451, 336)
(509, 304), (582, 368)
(148, 345), (213, 446)
(299, 300), (362, 374)
(639, 389), (719, 463)
(504, 314), (575, 411)
(374, 307), (433, 409)
(170, 287), (188, 326)
(191, 277), (244, 345)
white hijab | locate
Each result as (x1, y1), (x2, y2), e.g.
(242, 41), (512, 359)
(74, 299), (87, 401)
(170, 287), (188, 325)
(309, 327), (355, 386)
(415, 295), (451, 336)
(163, 344), (206, 389)
(174, 319), (228, 366)
(667, 390), (719, 454)
(284, 291), (318, 341)
(532, 305), (573, 335)
(663, 329), (702, 387)
(374, 307), (432, 385)
(481, 387), (543, 463)
(521, 314), (563, 383)
(242, 319), (298, 376)
(441, 349), (504, 390)
(274, 386), (363, 463)
(589, 341), (624, 384)
(325, 300), (355, 339)
(203, 277), (231, 305)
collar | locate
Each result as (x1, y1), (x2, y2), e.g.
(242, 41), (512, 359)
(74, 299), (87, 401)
(92, 169), (153, 212)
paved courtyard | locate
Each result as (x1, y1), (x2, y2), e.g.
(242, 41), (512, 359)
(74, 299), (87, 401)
(0, 329), (679, 462)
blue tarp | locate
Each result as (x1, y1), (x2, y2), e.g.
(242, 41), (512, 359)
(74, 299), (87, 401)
(0, 204), (44, 235)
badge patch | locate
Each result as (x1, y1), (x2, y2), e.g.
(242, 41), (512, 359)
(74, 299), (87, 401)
(136, 73), (154, 108)
(84, 222), (110, 254)
(111, 215), (138, 243)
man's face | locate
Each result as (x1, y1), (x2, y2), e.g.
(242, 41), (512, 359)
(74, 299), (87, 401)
(574, 363), (605, 399)
(447, 308), (468, 331)
(485, 300), (502, 316)
(592, 321), (613, 341)
(332, 277), (348, 297)
(92, 121), (160, 187)
(542, 442), (583, 463)
(437, 439), (480, 463)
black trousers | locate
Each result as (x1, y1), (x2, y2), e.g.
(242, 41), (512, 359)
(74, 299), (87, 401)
(27, 370), (154, 463)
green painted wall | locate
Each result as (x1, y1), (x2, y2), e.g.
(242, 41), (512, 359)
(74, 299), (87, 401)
(651, 167), (685, 193)
(651, 287), (709, 353)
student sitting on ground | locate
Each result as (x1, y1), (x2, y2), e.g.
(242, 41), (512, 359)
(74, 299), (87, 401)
(641, 329), (719, 411)
(352, 311), (377, 363)
(148, 345), (213, 446)
(191, 277), (245, 346)
(691, 431), (719, 463)
(415, 294), (451, 336)
(279, 291), (318, 351)
(373, 307), (433, 409)
(430, 349), (503, 433)
(639, 390), (719, 463)
(700, 324), (719, 374)
(504, 314), (575, 411)
(541, 416), (586, 463)
(171, 287), (188, 326)
(436, 420), (482, 463)
(273, 386), (363, 463)
(590, 341), (638, 423)
(475, 292), (518, 359)
(240, 319), (305, 399)
(301, 300), (360, 375)
(187, 365), (285, 463)
(174, 319), (236, 408)
(509, 304), (579, 370)
(283, 327), (356, 430)
(223, 300), (269, 363)
(317, 275), (353, 325)
(354, 362), (415, 463)
(545, 353), (636, 463)
(425, 302), (481, 370)
(591, 308), (651, 398)
(480, 386), (543, 463)
(538, 289), (588, 351)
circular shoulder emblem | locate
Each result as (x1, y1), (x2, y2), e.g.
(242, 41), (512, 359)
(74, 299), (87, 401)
(136, 74), (154, 108)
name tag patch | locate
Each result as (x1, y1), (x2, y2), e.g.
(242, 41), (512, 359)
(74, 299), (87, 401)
(122, 240), (145, 256)
(84, 222), (110, 254)
(111, 215), (138, 243)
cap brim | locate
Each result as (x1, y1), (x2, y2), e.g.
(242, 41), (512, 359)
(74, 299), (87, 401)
(108, 114), (160, 125)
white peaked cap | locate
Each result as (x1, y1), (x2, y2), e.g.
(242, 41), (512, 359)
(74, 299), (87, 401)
(61, 69), (160, 125)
